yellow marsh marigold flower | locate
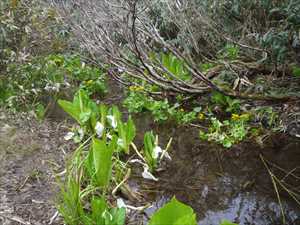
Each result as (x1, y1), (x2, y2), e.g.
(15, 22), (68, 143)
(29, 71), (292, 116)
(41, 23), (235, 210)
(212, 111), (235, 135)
(198, 113), (205, 120)
(129, 86), (144, 92)
(231, 113), (240, 121)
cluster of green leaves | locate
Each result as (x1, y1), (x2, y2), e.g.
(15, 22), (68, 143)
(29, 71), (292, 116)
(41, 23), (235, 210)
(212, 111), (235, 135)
(58, 90), (239, 225)
(57, 90), (134, 224)
(211, 91), (241, 113)
(159, 52), (191, 81)
(57, 90), (169, 224)
(123, 91), (201, 124)
(218, 44), (240, 60)
(200, 114), (251, 148)
(0, 54), (107, 116)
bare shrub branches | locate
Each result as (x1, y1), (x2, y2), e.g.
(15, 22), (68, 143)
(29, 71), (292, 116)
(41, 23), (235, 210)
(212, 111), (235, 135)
(52, 0), (300, 99)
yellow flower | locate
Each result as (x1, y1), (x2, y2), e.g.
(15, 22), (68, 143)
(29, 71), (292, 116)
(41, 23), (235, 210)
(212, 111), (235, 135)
(198, 113), (205, 120)
(129, 86), (144, 92)
(129, 86), (135, 91)
(231, 113), (240, 121)
(87, 80), (93, 85)
(137, 86), (144, 91)
(180, 108), (185, 112)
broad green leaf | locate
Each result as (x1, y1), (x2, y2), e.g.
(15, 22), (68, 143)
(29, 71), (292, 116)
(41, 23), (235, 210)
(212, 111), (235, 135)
(58, 99), (81, 123)
(148, 197), (197, 225)
(125, 117), (136, 146)
(109, 207), (126, 225)
(92, 138), (114, 188)
(143, 131), (156, 171)
(99, 104), (108, 127)
(91, 197), (107, 224)
(58, 89), (92, 125)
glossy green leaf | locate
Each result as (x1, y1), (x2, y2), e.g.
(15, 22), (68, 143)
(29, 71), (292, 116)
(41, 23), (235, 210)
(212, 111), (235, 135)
(92, 137), (116, 188)
(148, 197), (197, 225)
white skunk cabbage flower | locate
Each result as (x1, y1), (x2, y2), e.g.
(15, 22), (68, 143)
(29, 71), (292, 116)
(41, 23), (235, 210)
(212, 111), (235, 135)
(142, 166), (158, 181)
(152, 146), (162, 159)
(106, 115), (117, 129)
(95, 122), (104, 137)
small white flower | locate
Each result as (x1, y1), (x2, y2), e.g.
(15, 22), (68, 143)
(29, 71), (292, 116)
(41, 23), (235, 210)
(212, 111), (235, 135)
(107, 115), (117, 129)
(64, 132), (74, 141)
(142, 166), (158, 181)
(117, 198), (126, 209)
(152, 146), (162, 159)
(44, 84), (51, 91)
(95, 122), (104, 137)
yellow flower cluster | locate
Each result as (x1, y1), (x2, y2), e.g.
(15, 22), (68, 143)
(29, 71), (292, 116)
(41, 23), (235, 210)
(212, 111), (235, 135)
(198, 113), (205, 120)
(231, 113), (250, 121)
(129, 86), (144, 92)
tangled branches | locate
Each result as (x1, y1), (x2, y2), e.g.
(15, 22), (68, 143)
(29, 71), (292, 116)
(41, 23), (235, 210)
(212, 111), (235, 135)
(52, 0), (300, 100)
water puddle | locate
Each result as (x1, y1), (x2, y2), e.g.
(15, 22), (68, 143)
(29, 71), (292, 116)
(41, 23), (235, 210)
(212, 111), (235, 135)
(130, 114), (300, 224)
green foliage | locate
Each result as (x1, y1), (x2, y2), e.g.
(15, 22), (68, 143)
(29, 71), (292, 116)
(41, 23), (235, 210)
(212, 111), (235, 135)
(148, 197), (197, 225)
(57, 91), (134, 225)
(292, 65), (300, 77)
(219, 44), (239, 60)
(113, 106), (136, 154)
(35, 103), (46, 121)
(123, 91), (198, 124)
(160, 53), (191, 81)
(200, 114), (250, 148)
(254, 106), (279, 128)
(200, 63), (215, 73)
(92, 137), (116, 188)
(258, 30), (289, 63)
(1, 54), (107, 111)
(58, 89), (96, 126)
(123, 91), (149, 113)
(211, 91), (240, 113)
(57, 178), (85, 225)
(143, 131), (158, 172)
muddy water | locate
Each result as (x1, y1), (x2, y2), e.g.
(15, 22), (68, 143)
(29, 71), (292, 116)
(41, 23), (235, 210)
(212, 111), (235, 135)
(130, 114), (300, 225)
